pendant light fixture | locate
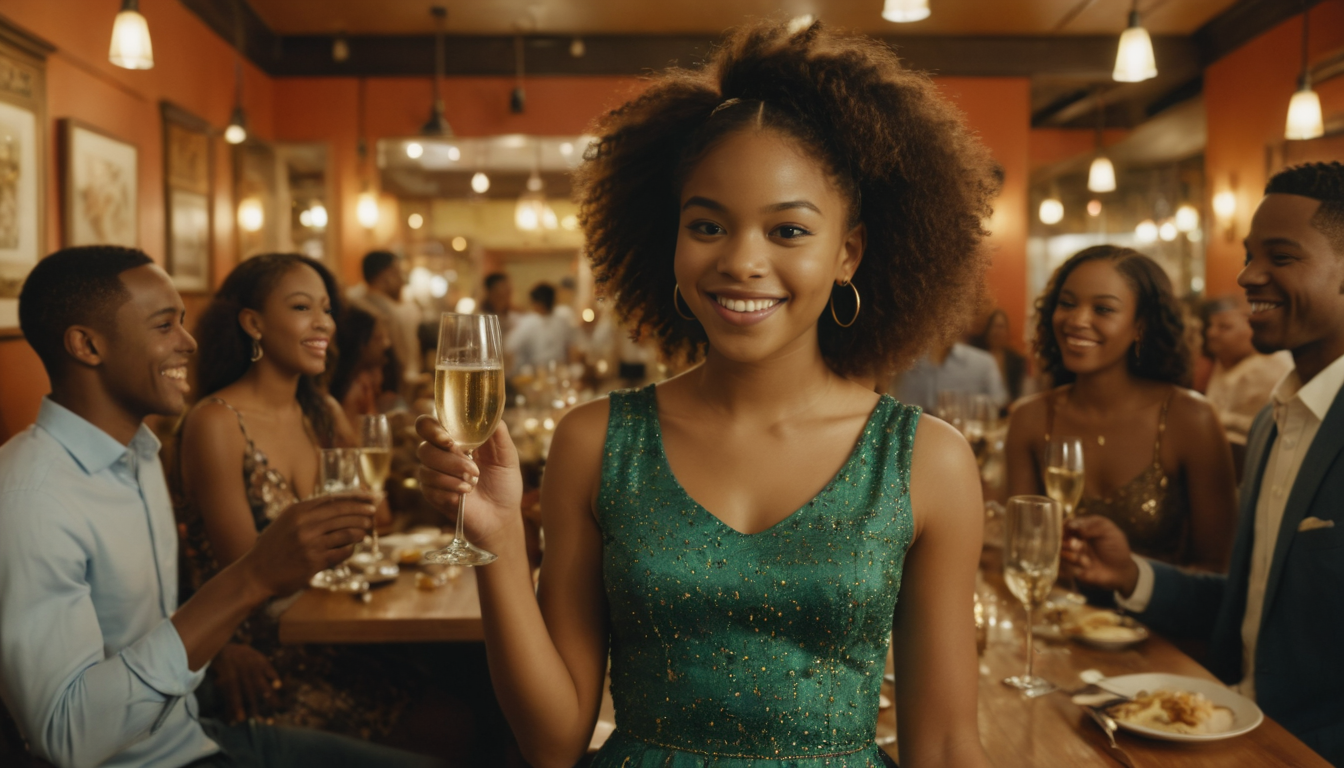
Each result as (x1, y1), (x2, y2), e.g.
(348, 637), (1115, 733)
(882, 0), (931, 23)
(1285, 5), (1324, 141)
(109, 0), (154, 69)
(422, 6), (454, 137)
(1087, 96), (1116, 193)
(1112, 0), (1157, 83)
(224, 2), (248, 144)
(356, 77), (380, 230)
(1038, 194), (1064, 226)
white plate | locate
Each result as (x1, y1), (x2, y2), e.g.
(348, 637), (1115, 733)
(1068, 615), (1149, 651)
(1101, 673), (1263, 742)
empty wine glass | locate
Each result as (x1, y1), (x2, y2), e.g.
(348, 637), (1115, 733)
(424, 313), (505, 567)
(1001, 495), (1062, 696)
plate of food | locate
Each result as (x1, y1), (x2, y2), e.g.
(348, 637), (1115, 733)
(379, 529), (452, 567)
(1064, 609), (1149, 651)
(1099, 673), (1262, 742)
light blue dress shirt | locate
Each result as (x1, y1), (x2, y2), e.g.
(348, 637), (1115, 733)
(892, 342), (1008, 412)
(0, 398), (217, 768)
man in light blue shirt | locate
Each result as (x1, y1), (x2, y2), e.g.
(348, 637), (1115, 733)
(0, 247), (439, 768)
(892, 340), (1007, 412)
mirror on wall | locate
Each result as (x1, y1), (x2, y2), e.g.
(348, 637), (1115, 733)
(233, 141), (334, 266)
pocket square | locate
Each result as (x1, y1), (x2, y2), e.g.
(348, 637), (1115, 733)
(1299, 516), (1336, 532)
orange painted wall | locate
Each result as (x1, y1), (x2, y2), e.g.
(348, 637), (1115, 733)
(1203, 0), (1344, 296)
(936, 77), (1032, 350)
(1029, 128), (1131, 172)
(0, 0), (272, 441)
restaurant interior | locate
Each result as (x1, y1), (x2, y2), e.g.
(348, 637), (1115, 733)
(1, 1), (1343, 767)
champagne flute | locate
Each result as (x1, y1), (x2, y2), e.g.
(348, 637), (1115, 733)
(963, 394), (996, 468)
(312, 448), (368, 591)
(357, 414), (397, 575)
(1001, 495), (1061, 696)
(1044, 437), (1085, 520)
(424, 313), (505, 567)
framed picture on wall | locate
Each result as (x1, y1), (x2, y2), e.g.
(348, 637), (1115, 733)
(0, 19), (52, 337)
(60, 119), (138, 249)
(162, 102), (212, 292)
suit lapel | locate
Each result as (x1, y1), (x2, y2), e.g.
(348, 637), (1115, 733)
(1260, 388), (1344, 627)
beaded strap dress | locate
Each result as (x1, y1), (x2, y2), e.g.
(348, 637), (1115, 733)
(591, 386), (918, 767)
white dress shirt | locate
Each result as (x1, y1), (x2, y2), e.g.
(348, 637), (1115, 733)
(1119, 351), (1344, 701)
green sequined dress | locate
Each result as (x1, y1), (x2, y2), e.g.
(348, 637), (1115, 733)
(592, 386), (919, 767)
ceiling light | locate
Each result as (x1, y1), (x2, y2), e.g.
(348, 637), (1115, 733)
(299, 209), (313, 228)
(1113, 1), (1157, 83)
(422, 6), (454, 136)
(224, 108), (247, 145)
(447, 145), (461, 161)
(1038, 198), (1064, 225)
(582, 308), (595, 323)
(109, 0), (154, 70)
(1088, 156), (1116, 193)
(408, 213), (424, 230)
(451, 236), (467, 252)
(455, 297), (476, 314)
(1213, 191), (1237, 221)
(1175, 204), (1199, 232)
(526, 169), (543, 193)
(561, 214), (579, 231)
(559, 142), (574, 157)
(430, 275), (449, 298)
(1159, 221), (1178, 242)
(406, 142), (424, 159)
(309, 203), (328, 229)
(237, 198), (264, 232)
(882, 0), (931, 23)
(1286, 7), (1324, 140)
(1135, 219), (1158, 244)
(357, 191), (379, 229)
(471, 172), (490, 194)
(1087, 200), (1103, 217)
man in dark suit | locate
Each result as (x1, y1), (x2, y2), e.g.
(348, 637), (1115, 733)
(1066, 161), (1344, 766)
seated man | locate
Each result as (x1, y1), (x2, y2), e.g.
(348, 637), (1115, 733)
(1066, 162), (1344, 766)
(0, 246), (440, 768)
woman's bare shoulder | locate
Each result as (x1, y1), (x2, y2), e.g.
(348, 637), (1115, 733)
(1166, 386), (1222, 435)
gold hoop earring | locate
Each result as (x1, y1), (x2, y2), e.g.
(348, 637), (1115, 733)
(829, 280), (860, 328)
(673, 284), (696, 321)
(1132, 334), (1143, 361)
(250, 336), (264, 362)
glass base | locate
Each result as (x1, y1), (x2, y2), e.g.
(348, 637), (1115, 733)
(1003, 675), (1056, 697)
(424, 538), (497, 567)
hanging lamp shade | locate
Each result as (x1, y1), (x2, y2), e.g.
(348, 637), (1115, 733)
(1088, 156), (1117, 193)
(882, 0), (930, 23)
(1112, 10), (1157, 83)
(224, 106), (247, 145)
(109, 0), (154, 70)
(357, 191), (380, 229)
(1038, 198), (1064, 225)
(1285, 85), (1325, 140)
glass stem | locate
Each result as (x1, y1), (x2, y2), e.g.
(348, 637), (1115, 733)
(1025, 602), (1036, 680)
(453, 451), (471, 546)
(371, 494), (381, 554)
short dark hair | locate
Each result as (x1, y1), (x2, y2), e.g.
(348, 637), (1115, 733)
(574, 19), (997, 378)
(529, 283), (556, 312)
(1034, 245), (1190, 387)
(18, 246), (155, 377)
(484, 272), (510, 291)
(361, 250), (398, 284)
(194, 253), (343, 445)
(1265, 162), (1344, 255)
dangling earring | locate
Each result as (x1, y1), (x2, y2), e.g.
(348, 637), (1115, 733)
(672, 284), (696, 322)
(829, 280), (861, 328)
(1132, 334), (1143, 362)
(250, 336), (264, 362)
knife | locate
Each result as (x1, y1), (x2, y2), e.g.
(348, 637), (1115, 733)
(1086, 707), (1137, 768)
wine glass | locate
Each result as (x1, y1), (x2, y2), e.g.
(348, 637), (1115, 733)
(1044, 437), (1085, 520)
(963, 394), (996, 469)
(935, 390), (965, 432)
(357, 414), (398, 577)
(1001, 495), (1062, 696)
(311, 448), (369, 592)
(424, 313), (505, 567)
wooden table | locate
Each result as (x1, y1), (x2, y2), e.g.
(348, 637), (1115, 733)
(911, 549), (1331, 767)
(278, 567), (483, 644)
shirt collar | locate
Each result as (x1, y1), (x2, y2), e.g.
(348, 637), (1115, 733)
(35, 397), (162, 475)
(1271, 351), (1344, 422)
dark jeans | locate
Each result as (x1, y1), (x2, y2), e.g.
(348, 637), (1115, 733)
(190, 718), (444, 768)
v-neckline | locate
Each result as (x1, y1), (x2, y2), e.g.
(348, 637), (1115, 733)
(645, 386), (889, 537)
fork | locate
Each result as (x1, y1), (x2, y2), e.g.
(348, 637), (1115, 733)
(1086, 707), (1137, 768)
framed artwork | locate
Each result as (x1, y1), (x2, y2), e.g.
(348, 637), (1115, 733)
(0, 19), (51, 337)
(162, 102), (212, 292)
(60, 118), (138, 249)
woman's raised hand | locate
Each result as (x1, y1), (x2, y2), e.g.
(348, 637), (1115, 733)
(416, 414), (523, 547)
(1063, 515), (1142, 597)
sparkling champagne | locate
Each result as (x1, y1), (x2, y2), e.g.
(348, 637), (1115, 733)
(1004, 563), (1057, 608)
(359, 448), (392, 489)
(1044, 466), (1084, 515)
(435, 365), (504, 450)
